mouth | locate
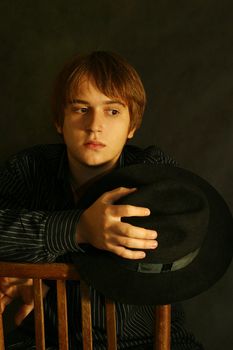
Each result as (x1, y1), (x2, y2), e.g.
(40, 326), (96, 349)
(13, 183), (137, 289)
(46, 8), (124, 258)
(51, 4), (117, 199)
(84, 141), (106, 149)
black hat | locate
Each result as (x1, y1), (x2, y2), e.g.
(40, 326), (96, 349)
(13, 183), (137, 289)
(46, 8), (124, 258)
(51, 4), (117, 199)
(72, 164), (233, 305)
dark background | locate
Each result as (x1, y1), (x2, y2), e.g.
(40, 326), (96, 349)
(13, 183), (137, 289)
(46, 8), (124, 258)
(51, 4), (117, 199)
(0, 1), (232, 349)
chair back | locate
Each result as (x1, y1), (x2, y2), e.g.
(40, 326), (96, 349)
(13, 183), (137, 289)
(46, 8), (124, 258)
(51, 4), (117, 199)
(0, 262), (171, 350)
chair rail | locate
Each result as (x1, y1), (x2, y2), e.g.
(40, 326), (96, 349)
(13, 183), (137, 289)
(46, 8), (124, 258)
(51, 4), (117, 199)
(0, 262), (171, 350)
(0, 262), (80, 280)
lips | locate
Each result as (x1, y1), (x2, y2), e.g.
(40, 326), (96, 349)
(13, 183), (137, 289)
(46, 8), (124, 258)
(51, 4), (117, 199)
(84, 141), (106, 149)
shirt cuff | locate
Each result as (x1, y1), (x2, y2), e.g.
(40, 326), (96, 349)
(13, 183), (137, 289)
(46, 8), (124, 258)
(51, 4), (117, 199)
(45, 210), (84, 254)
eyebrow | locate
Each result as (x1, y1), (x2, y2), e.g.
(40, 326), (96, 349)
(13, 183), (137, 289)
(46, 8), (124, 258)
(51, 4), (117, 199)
(69, 99), (126, 107)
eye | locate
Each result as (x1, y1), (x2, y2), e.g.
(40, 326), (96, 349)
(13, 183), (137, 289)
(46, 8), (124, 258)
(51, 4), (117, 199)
(107, 109), (120, 116)
(72, 107), (88, 114)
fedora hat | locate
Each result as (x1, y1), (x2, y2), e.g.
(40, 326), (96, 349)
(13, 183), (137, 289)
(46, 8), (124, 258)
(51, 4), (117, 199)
(72, 164), (233, 305)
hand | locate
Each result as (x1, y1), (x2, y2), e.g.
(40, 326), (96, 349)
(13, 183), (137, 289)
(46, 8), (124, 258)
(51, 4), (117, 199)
(0, 277), (49, 326)
(77, 187), (158, 259)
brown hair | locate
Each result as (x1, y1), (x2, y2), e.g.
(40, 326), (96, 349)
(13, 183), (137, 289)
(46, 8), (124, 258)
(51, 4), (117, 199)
(51, 51), (146, 131)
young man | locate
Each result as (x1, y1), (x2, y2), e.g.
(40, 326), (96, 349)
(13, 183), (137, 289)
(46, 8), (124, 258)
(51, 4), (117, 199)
(0, 51), (203, 349)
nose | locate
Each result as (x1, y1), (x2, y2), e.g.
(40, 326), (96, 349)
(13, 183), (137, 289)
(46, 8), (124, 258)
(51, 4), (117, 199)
(85, 109), (104, 133)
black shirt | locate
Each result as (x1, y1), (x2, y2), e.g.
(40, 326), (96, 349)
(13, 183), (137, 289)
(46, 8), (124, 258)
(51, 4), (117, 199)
(0, 143), (203, 350)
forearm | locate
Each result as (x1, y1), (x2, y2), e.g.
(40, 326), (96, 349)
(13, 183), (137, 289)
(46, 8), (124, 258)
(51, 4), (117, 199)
(0, 208), (83, 262)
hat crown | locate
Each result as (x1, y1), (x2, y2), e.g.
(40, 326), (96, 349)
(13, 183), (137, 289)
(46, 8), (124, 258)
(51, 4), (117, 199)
(118, 179), (209, 263)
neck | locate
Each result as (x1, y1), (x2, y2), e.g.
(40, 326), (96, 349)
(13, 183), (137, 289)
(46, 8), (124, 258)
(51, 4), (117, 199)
(68, 157), (119, 190)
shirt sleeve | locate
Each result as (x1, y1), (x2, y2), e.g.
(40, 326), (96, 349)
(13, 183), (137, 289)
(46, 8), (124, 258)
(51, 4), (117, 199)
(143, 145), (178, 166)
(0, 155), (83, 263)
(123, 144), (178, 167)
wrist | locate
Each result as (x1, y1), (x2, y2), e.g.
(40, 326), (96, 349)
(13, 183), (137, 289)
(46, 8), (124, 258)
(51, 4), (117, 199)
(76, 215), (88, 244)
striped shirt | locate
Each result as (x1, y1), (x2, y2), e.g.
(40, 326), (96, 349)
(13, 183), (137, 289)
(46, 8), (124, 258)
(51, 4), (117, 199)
(0, 144), (203, 350)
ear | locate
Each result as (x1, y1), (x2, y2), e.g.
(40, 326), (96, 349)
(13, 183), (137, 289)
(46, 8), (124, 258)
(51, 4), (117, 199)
(55, 122), (63, 134)
(127, 126), (136, 139)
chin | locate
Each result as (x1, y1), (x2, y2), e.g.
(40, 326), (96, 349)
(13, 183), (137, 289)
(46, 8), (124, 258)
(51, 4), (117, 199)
(86, 162), (110, 169)
(82, 158), (115, 169)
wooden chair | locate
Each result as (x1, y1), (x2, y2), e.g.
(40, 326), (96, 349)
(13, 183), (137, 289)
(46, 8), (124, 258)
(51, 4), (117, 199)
(0, 262), (171, 350)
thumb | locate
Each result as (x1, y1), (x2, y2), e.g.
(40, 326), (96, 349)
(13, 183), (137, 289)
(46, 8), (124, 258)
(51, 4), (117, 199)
(103, 187), (137, 204)
(15, 302), (34, 326)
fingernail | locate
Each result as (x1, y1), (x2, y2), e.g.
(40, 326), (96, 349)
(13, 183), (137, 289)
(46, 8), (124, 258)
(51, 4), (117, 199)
(150, 241), (158, 249)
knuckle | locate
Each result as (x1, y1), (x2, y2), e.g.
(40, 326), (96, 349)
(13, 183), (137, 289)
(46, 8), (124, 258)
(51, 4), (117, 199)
(144, 228), (152, 237)
(121, 237), (131, 247)
(124, 205), (132, 215)
(102, 222), (108, 232)
(102, 218), (111, 232)
(120, 223), (129, 236)
(144, 241), (151, 249)
(104, 242), (112, 250)
(1, 286), (10, 294)
(100, 192), (108, 200)
(102, 231), (110, 243)
(118, 248), (134, 259)
(118, 251), (126, 258)
(114, 187), (124, 192)
(103, 204), (111, 216)
(113, 247), (126, 258)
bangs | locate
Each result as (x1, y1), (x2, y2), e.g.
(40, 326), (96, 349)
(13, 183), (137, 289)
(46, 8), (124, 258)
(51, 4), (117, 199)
(66, 62), (132, 106)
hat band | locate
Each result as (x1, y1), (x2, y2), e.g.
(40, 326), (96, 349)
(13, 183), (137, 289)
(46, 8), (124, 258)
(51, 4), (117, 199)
(137, 248), (200, 274)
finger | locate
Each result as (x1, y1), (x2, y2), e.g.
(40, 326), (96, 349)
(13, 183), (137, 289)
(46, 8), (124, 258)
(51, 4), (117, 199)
(113, 234), (158, 250)
(0, 277), (12, 290)
(0, 277), (29, 287)
(0, 295), (13, 313)
(15, 303), (34, 326)
(0, 285), (18, 299)
(110, 246), (146, 260)
(1, 277), (20, 285)
(114, 222), (157, 240)
(102, 187), (137, 204)
(113, 204), (151, 218)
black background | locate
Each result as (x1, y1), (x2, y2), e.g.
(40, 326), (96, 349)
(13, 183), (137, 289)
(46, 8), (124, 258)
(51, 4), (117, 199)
(0, 1), (232, 349)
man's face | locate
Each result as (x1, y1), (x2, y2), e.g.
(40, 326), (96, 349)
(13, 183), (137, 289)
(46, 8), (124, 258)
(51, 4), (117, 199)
(56, 78), (135, 172)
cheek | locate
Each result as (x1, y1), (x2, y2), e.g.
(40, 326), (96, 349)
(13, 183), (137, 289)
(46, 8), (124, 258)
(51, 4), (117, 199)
(63, 118), (80, 135)
(111, 126), (130, 145)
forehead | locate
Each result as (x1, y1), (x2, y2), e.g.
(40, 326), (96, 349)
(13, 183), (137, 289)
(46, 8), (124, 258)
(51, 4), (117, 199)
(67, 75), (127, 105)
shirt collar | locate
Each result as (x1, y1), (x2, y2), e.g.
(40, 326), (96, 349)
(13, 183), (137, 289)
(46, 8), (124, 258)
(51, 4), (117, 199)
(57, 145), (69, 181)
